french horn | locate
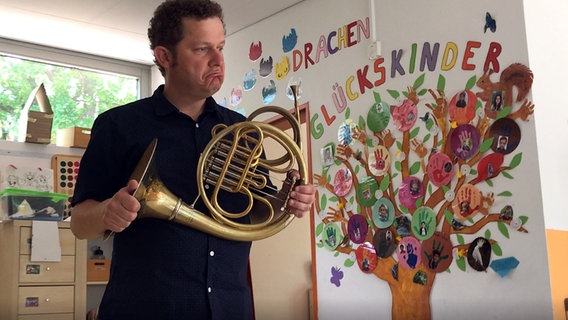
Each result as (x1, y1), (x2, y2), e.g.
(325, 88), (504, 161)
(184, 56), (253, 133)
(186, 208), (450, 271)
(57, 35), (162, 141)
(127, 85), (307, 241)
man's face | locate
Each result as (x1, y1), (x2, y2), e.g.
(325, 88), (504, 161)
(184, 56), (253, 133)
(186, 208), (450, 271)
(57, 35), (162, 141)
(168, 17), (226, 98)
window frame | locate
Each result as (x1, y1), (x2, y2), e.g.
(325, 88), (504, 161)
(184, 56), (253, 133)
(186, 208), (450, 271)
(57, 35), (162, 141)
(0, 37), (152, 99)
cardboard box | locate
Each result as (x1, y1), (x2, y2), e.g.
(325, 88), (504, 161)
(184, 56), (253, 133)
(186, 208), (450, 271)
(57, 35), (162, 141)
(87, 259), (111, 282)
(0, 188), (66, 221)
(56, 127), (91, 148)
(18, 83), (54, 144)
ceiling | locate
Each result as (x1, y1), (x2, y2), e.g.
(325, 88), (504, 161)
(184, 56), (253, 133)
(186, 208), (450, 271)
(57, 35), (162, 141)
(0, 0), (304, 64)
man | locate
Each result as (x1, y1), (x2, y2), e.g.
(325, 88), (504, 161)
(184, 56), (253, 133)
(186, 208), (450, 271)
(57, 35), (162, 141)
(70, 1), (316, 319)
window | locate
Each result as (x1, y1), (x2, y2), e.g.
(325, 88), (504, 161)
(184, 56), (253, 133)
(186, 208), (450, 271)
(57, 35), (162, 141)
(0, 37), (151, 142)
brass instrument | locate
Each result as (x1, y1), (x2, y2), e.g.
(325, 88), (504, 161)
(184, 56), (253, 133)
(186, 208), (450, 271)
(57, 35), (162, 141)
(128, 85), (307, 241)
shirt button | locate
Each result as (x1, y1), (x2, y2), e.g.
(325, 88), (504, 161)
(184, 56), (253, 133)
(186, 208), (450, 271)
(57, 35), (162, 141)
(196, 123), (199, 128)
(209, 250), (215, 257)
(208, 287), (212, 293)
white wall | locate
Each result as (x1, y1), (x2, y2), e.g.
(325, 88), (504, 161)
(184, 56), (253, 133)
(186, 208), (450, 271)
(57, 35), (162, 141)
(524, 0), (568, 231)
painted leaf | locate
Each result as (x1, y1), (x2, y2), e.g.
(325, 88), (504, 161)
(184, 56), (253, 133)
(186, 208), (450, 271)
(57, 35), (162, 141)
(497, 191), (512, 197)
(437, 74), (446, 91)
(486, 179), (494, 187)
(465, 75), (477, 90)
(509, 153), (523, 169)
(409, 127), (420, 139)
(444, 209), (453, 224)
(413, 73), (425, 89)
(379, 174), (391, 191)
(485, 229), (492, 239)
(373, 91), (382, 103)
(491, 243), (503, 256)
(387, 89), (400, 100)
(316, 222), (324, 236)
(395, 161), (402, 171)
(344, 258), (355, 267)
(345, 107), (351, 119)
(479, 137), (495, 153)
(426, 118), (434, 130)
(456, 256), (466, 271)
(456, 234), (465, 245)
(320, 194), (328, 212)
(409, 161), (421, 175)
(358, 115), (366, 130)
(423, 133), (431, 144)
(498, 221), (510, 239)
(415, 197), (423, 208)
(496, 106), (512, 120)
(502, 171), (514, 179)
(519, 215), (529, 225)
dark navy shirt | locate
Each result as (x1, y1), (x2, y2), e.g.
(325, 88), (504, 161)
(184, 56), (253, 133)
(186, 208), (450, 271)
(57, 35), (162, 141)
(72, 85), (254, 320)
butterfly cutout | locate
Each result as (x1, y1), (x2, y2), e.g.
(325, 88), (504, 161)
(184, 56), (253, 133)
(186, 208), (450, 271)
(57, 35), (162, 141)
(484, 12), (496, 33)
(419, 112), (430, 123)
(330, 266), (344, 287)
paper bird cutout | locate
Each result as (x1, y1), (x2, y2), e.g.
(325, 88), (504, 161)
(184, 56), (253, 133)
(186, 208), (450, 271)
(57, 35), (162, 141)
(484, 12), (496, 33)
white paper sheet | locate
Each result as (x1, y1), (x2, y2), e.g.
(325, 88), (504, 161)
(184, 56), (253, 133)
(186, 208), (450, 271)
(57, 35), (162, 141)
(30, 220), (61, 262)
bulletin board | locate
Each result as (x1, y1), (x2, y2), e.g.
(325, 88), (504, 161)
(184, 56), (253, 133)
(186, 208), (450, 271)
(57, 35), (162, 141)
(217, 0), (553, 319)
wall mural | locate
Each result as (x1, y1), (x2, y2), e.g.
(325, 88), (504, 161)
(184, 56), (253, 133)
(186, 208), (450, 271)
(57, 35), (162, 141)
(220, 3), (539, 319)
(312, 62), (534, 319)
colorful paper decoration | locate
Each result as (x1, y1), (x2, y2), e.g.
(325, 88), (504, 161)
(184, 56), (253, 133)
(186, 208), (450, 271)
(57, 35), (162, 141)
(357, 176), (379, 207)
(367, 101), (391, 132)
(348, 214), (369, 244)
(372, 197), (396, 229)
(373, 227), (397, 259)
(421, 232), (453, 273)
(451, 184), (482, 222)
(396, 236), (422, 270)
(489, 117), (521, 154)
(448, 90), (476, 125)
(490, 257), (519, 278)
(450, 124), (481, 160)
(411, 207), (436, 241)
(467, 237), (492, 271)
(368, 145), (391, 176)
(398, 176), (424, 210)
(427, 152), (454, 187)
(356, 242), (378, 273)
(333, 168), (353, 197)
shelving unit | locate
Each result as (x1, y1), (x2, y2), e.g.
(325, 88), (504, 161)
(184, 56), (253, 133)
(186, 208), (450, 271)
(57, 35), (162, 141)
(0, 220), (87, 320)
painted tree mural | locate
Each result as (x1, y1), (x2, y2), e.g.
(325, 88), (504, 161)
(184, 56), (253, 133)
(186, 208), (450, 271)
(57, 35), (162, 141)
(313, 63), (534, 320)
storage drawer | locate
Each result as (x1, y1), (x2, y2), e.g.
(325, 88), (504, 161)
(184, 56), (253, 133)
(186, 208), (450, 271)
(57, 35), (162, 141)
(19, 256), (75, 283)
(19, 227), (76, 255)
(18, 286), (74, 315)
(18, 313), (74, 320)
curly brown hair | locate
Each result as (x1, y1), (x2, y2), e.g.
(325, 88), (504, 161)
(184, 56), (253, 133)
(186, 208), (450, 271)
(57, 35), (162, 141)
(148, 0), (225, 75)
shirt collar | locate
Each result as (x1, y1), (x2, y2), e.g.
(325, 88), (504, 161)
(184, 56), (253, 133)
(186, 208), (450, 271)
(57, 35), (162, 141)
(151, 85), (225, 121)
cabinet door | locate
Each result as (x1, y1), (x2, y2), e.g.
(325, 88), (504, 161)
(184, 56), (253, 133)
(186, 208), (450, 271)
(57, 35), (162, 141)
(18, 314), (74, 320)
(18, 286), (74, 315)
(19, 256), (76, 283)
